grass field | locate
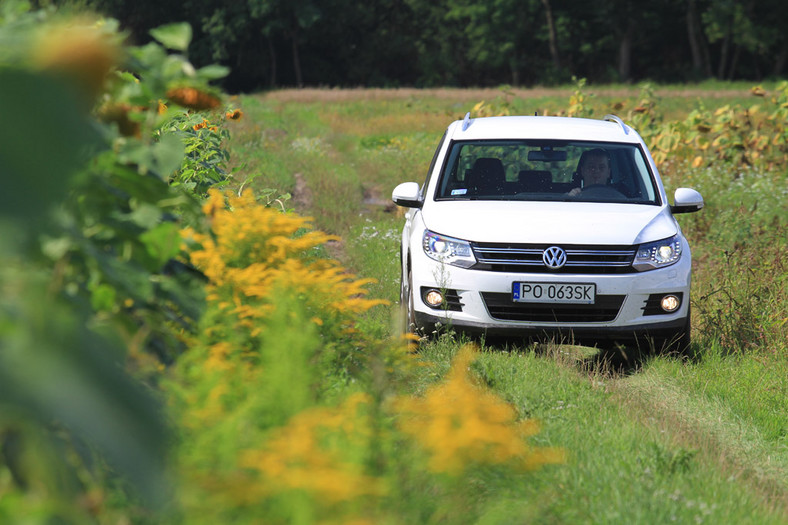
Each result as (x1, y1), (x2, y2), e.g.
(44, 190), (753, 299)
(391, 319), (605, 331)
(224, 83), (788, 523)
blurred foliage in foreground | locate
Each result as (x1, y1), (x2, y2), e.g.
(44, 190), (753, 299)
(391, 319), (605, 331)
(0, 3), (564, 523)
(0, 1), (232, 519)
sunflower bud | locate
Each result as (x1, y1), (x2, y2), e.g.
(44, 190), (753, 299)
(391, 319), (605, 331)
(97, 102), (142, 137)
(166, 87), (221, 110)
(225, 109), (243, 121)
(32, 19), (120, 103)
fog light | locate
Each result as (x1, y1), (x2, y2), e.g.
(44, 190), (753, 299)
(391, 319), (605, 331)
(424, 289), (444, 307)
(660, 294), (680, 312)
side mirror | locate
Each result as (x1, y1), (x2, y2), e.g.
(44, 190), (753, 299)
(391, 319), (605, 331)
(670, 188), (704, 214)
(392, 182), (423, 208)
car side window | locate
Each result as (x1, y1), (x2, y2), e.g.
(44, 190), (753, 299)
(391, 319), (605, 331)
(632, 148), (658, 203)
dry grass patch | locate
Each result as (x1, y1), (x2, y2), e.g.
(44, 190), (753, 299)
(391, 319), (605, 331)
(322, 110), (449, 136)
(261, 87), (567, 104)
(260, 86), (753, 105)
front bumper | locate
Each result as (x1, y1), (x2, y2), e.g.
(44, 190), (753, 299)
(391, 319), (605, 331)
(414, 309), (686, 344)
(409, 245), (691, 342)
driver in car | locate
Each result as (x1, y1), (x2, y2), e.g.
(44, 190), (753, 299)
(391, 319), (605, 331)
(567, 148), (611, 197)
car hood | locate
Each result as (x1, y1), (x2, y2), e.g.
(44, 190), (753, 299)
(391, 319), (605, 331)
(421, 201), (677, 245)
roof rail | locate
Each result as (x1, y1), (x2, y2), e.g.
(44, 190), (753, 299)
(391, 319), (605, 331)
(462, 112), (472, 131)
(603, 114), (629, 135)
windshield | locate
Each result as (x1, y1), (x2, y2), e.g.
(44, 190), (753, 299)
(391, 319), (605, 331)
(435, 140), (660, 205)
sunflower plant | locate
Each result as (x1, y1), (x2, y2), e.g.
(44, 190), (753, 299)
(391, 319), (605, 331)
(0, 3), (237, 520)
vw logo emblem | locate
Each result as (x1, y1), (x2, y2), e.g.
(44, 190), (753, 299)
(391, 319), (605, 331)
(543, 246), (567, 269)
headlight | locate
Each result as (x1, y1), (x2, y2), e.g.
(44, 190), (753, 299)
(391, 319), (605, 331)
(422, 230), (476, 268)
(633, 235), (682, 271)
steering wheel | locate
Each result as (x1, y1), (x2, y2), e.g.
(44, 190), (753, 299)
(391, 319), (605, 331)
(579, 184), (626, 199)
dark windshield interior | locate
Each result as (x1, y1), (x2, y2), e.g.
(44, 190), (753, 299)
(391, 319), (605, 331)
(435, 140), (660, 205)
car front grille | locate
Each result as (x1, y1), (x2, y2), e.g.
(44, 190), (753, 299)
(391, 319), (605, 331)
(481, 292), (625, 322)
(471, 243), (636, 274)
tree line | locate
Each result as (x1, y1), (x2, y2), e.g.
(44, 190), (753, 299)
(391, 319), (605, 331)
(52, 0), (787, 92)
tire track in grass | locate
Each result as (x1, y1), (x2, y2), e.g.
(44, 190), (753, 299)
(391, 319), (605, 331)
(610, 373), (788, 519)
(292, 172), (312, 212)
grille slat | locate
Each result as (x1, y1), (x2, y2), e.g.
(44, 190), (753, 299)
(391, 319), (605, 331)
(475, 259), (543, 266)
(472, 242), (636, 274)
(482, 292), (625, 322)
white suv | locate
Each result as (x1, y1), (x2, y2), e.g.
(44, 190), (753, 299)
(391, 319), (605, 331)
(392, 114), (704, 351)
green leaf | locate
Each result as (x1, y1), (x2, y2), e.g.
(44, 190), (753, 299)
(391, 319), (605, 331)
(197, 64), (230, 80)
(153, 132), (185, 177)
(41, 236), (74, 260)
(117, 140), (154, 173)
(140, 222), (181, 267)
(0, 70), (101, 228)
(0, 272), (169, 507)
(90, 282), (117, 312)
(149, 22), (192, 52)
(128, 202), (163, 229)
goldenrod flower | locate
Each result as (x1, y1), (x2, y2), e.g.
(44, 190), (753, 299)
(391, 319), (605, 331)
(395, 344), (566, 475)
(240, 393), (384, 503)
(181, 188), (386, 343)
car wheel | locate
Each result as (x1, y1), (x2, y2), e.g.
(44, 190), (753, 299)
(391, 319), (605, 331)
(672, 307), (692, 356)
(650, 307), (692, 356)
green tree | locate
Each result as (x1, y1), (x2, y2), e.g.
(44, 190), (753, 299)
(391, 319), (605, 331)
(447, 0), (542, 86)
(248, 0), (320, 87)
(701, 0), (758, 79)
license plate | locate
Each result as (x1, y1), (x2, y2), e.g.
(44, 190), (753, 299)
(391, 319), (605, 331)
(512, 282), (595, 304)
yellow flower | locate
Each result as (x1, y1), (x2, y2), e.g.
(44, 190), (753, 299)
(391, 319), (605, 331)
(205, 342), (233, 371)
(201, 188), (225, 217)
(395, 344), (566, 475)
(181, 188), (386, 347)
(225, 109), (243, 120)
(240, 394), (384, 503)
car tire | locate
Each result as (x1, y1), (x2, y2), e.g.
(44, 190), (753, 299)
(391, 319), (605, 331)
(650, 307), (692, 356)
(672, 307), (692, 356)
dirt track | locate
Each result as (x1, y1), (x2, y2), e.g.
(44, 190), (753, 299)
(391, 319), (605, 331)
(262, 86), (753, 104)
